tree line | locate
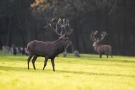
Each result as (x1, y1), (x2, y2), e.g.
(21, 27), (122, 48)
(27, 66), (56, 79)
(0, 0), (135, 56)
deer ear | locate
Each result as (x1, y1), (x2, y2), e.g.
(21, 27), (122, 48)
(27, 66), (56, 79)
(63, 33), (67, 37)
(59, 35), (63, 39)
(65, 33), (70, 37)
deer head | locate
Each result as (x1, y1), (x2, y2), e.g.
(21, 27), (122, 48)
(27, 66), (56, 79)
(90, 31), (108, 47)
(45, 18), (73, 47)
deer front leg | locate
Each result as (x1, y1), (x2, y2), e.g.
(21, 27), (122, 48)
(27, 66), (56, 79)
(99, 53), (102, 58)
(43, 56), (48, 70)
(51, 58), (55, 71)
(106, 54), (108, 58)
(32, 55), (37, 70)
(111, 53), (113, 58)
(27, 55), (33, 70)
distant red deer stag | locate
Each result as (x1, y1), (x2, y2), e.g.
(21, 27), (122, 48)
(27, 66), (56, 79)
(27, 18), (73, 71)
(90, 31), (112, 58)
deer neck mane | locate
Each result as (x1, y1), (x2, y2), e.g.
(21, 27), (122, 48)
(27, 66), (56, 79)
(54, 39), (66, 52)
(93, 42), (100, 51)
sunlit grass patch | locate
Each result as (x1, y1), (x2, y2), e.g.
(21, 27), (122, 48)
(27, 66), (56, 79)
(0, 51), (135, 90)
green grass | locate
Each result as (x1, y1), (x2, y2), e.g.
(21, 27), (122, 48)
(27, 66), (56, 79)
(0, 51), (135, 90)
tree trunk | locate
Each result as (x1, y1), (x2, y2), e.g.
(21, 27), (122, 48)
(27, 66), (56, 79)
(6, 16), (13, 46)
(70, 18), (79, 51)
(27, 16), (36, 42)
(17, 29), (26, 46)
(79, 25), (87, 53)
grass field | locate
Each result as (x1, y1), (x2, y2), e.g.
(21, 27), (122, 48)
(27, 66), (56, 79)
(0, 51), (135, 90)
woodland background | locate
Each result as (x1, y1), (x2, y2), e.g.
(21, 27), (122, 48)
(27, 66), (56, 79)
(0, 0), (135, 56)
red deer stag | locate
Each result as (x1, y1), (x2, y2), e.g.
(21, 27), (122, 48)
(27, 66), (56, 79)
(90, 31), (112, 58)
(27, 18), (73, 71)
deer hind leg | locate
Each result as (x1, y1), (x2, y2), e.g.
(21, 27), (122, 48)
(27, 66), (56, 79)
(108, 50), (113, 58)
(106, 54), (108, 58)
(2, 49), (6, 54)
(105, 51), (109, 58)
(27, 54), (33, 70)
(110, 52), (113, 58)
(2, 50), (4, 54)
(99, 53), (102, 58)
(51, 58), (55, 71)
(43, 56), (48, 70)
(32, 55), (37, 70)
(109, 48), (113, 58)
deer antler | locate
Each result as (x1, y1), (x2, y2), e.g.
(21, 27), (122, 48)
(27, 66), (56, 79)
(56, 18), (73, 36)
(98, 31), (108, 41)
(44, 18), (56, 28)
(51, 18), (56, 22)
(45, 18), (73, 36)
(90, 31), (98, 41)
(64, 19), (73, 36)
(57, 19), (67, 35)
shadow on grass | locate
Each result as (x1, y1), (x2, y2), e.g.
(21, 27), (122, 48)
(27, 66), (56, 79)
(88, 58), (135, 64)
(0, 65), (27, 71)
(66, 54), (135, 64)
(0, 65), (53, 72)
(0, 66), (134, 78)
(57, 70), (135, 78)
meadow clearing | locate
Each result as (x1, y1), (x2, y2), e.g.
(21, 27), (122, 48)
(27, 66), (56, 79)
(0, 51), (135, 90)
